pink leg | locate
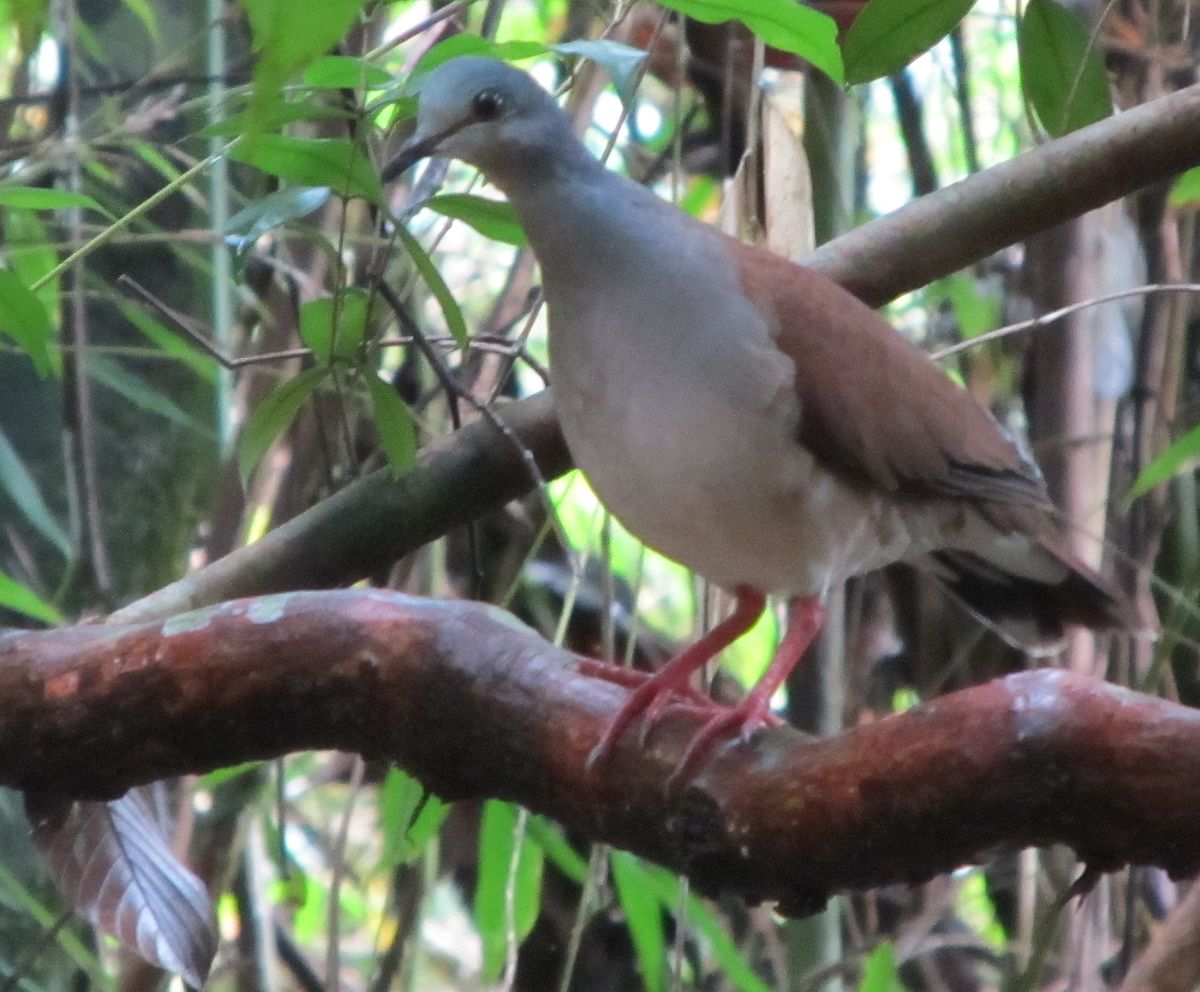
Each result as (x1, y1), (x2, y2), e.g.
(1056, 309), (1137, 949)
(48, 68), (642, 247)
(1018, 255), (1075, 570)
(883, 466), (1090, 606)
(671, 594), (827, 782)
(587, 587), (767, 767)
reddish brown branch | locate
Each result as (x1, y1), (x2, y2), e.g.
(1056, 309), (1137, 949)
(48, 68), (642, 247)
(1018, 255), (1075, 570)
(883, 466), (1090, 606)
(5, 591), (1199, 914)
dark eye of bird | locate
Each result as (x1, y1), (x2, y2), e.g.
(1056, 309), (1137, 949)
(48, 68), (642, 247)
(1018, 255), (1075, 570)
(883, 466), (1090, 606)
(472, 89), (504, 121)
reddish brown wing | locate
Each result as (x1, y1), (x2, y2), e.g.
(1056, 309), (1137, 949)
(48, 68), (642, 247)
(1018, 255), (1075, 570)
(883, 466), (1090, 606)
(736, 244), (1048, 507)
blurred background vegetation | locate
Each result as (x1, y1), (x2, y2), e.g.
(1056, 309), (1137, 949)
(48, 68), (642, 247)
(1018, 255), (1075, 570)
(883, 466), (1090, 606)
(0, 0), (1198, 989)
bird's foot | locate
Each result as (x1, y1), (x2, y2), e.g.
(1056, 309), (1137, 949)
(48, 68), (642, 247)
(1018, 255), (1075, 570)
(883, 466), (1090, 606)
(586, 667), (720, 769)
(577, 658), (712, 706)
(665, 696), (775, 790)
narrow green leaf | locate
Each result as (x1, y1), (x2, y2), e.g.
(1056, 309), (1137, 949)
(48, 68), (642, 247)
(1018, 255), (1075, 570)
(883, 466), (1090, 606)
(426, 193), (527, 246)
(119, 0), (158, 41)
(0, 428), (71, 557)
(1169, 166), (1200, 207)
(653, 0), (842, 83)
(230, 135), (381, 203)
(1129, 421), (1200, 500)
(611, 853), (665, 992)
(843, 0), (975, 84)
(299, 290), (369, 365)
(0, 268), (60, 377)
(303, 55), (391, 88)
(225, 186), (331, 251)
(117, 299), (218, 382)
(366, 374), (417, 476)
(378, 768), (448, 869)
(87, 356), (213, 435)
(475, 802), (544, 982)
(526, 818), (588, 883)
(642, 865), (771, 992)
(0, 185), (114, 218)
(396, 226), (469, 349)
(936, 272), (1000, 339)
(858, 942), (903, 991)
(1018, 0), (1112, 136)
(0, 570), (62, 625)
(238, 366), (328, 483)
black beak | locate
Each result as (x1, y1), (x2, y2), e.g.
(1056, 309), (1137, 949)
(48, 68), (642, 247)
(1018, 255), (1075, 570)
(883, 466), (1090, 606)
(380, 132), (442, 183)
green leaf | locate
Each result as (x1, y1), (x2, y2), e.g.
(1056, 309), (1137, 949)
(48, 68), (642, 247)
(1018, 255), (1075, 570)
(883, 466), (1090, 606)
(1018, 0), (1112, 136)
(225, 186), (331, 252)
(230, 135), (381, 203)
(299, 290), (369, 364)
(201, 100), (356, 138)
(303, 55), (391, 89)
(425, 193), (527, 246)
(842, 0), (975, 84)
(0, 185), (114, 218)
(241, 0), (366, 128)
(378, 768), (448, 869)
(87, 356), (213, 435)
(1129, 421), (1200, 500)
(5, 209), (59, 316)
(611, 853), (665, 992)
(936, 272), (1000, 339)
(0, 268), (60, 377)
(120, 0), (159, 41)
(653, 0), (842, 83)
(396, 226), (469, 349)
(0, 428), (71, 558)
(526, 818), (588, 883)
(858, 942), (903, 991)
(0, 570), (62, 625)
(642, 865), (771, 992)
(552, 39), (648, 99)
(1169, 166), (1200, 207)
(238, 366), (328, 483)
(116, 298), (218, 382)
(366, 374), (417, 476)
(475, 801), (543, 982)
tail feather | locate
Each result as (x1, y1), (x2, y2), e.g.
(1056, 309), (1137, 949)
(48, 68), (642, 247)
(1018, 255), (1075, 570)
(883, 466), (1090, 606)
(930, 539), (1143, 645)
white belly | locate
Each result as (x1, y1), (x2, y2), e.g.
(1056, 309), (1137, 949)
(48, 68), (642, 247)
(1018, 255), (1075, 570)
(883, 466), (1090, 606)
(547, 281), (937, 596)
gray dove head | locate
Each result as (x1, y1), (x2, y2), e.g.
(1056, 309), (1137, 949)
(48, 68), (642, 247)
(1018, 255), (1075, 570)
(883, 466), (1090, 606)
(382, 56), (596, 191)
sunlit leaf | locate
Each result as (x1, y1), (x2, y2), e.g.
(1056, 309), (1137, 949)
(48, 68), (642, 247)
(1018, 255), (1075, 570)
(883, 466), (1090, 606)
(230, 135), (381, 203)
(858, 942), (903, 991)
(5, 209), (59, 315)
(0, 267), (60, 377)
(201, 100), (356, 138)
(0, 427), (71, 558)
(1129, 421), (1200, 500)
(303, 54), (390, 88)
(611, 853), (665, 992)
(0, 570), (62, 624)
(225, 186), (331, 252)
(378, 768), (448, 869)
(1018, 0), (1112, 136)
(28, 793), (217, 987)
(240, 0), (366, 128)
(299, 290), (370, 364)
(1169, 166), (1200, 207)
(653, 0), (842, 83)
(366, 374), (417, 476)
(396, 226), (469, 349)
(475, 801), (543, 982)
(238, 366), (328, 483)
(0, 185), (114, 218)
(9, 0), (49, 56)
(843, 0), (975, 84)
(426, 193), (527, 246)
